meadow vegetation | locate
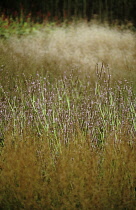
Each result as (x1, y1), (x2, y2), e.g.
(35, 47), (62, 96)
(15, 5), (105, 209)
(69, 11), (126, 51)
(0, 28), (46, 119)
(0, 20), (136, 209)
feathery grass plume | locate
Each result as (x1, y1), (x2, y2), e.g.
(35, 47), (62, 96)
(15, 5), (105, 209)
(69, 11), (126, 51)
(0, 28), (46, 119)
(0, 21), (136, 81)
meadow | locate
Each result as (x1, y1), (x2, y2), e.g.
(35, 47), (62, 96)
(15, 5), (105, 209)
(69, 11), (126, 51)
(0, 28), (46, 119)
(0, 19), (136, 209)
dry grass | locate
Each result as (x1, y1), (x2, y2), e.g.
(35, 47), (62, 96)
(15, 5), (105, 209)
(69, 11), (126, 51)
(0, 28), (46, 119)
(0, 130), (136, 209)
(0, 22), (136, 80)
(0, 22), (136, 209)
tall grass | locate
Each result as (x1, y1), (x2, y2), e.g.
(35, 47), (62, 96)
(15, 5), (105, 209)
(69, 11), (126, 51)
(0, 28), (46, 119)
(1, 131), (136, 209)
(0, 21), (136, 209)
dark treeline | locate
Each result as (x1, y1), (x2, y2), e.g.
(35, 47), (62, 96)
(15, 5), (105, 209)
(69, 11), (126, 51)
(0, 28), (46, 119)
(0, 0), (136, 25)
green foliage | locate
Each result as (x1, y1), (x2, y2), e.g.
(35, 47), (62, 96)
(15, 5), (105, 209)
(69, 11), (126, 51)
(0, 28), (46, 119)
(0, 16), (42, 38)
